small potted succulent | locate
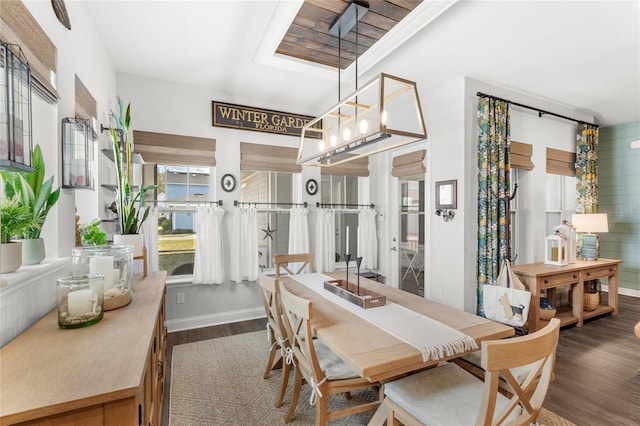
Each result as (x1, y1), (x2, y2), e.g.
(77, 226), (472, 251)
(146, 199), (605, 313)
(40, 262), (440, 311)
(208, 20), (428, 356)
(0, 196), (41, 273)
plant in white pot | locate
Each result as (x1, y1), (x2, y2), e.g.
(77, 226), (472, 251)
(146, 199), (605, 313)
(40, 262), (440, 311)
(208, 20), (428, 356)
(108, 97), (155, 257)
(0, 145), (60, 265)
(0, 196), (41, 273)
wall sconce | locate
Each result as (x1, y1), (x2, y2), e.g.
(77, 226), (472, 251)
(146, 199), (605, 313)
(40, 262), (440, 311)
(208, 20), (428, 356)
(435, 179), (457, 222)
(435, 209), (455, 222)
(0, 42), (33, 172)
(62, 118), (96, 189)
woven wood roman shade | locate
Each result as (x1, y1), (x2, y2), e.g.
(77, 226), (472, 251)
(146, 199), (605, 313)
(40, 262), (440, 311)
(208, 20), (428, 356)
(240, 142), (301, 173)
(510, 141), (534, 171)
(132, 130), (216, 167)
(75, 75), (96, 124)
(546, 147), (576, 176)
(0, 0), (58, 102)
(391, 149), (426, 178)
(320, 155), (369, 177)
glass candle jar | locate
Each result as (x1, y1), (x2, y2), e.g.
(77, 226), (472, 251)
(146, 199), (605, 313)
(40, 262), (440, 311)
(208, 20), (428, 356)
(58, 274), (104, 328)
(71, 244), (134, 310)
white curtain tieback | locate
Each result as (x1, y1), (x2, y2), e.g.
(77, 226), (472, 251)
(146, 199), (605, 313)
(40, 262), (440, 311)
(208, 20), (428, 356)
(284, 347), (296, 367)
(276, 336), (288, 358)
(308, 376), (327, 406)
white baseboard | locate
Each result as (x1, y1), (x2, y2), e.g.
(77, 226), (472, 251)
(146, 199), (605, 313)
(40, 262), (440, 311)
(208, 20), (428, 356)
(166, 307), (266, 333)
(602, 284), (640, 298)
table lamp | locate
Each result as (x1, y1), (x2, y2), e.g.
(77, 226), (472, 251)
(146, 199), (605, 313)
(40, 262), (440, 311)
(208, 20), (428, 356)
(571, 213), (609, 260)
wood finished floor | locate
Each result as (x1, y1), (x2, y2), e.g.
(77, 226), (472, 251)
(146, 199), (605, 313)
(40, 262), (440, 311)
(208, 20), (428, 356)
(161, 294), (639, 426)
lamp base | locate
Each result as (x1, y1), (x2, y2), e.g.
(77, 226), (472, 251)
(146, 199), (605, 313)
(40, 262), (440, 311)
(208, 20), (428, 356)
(581, 234), (598, 261)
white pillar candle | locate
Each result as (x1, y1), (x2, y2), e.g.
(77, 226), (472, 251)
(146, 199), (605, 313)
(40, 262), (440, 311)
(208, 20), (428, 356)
(357, 226), (360, 257)
(345, 226), (350, 254)
(90, 256), (114, 291)
(113, 268), (120, 286)
(68, 289), (94, 317)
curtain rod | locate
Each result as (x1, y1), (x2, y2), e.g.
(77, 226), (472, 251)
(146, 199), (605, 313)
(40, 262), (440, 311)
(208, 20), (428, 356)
(144, 200), (223, 206)
(316, 202), (375, 208)
(234, 201), (308, 208)
(476, 92), (597, 128)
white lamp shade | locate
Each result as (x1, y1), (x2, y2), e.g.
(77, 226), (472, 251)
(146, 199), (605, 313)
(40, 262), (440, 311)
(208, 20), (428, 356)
(571, 213), (609, 233)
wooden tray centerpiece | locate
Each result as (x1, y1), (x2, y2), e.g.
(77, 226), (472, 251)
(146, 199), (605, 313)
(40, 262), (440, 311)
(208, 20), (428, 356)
(324, 279), (386, 309)
(323, 254), (386, 309)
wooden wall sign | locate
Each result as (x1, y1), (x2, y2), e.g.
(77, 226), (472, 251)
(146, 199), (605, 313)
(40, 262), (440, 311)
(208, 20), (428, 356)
(212, 101), (321, 138)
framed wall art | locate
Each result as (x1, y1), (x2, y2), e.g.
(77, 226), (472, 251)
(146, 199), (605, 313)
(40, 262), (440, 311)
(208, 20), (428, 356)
(435, 179), (457, 210)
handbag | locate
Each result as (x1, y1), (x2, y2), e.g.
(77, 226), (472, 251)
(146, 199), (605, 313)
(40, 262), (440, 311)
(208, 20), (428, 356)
(483, 260), (531, 327)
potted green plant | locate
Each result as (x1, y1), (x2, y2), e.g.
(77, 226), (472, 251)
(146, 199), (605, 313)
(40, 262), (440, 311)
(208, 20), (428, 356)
(79, 218), (108, 246)
(0, 196), (41, 273)
(0, 145), (60, 265)
(108, 97), (155, 256)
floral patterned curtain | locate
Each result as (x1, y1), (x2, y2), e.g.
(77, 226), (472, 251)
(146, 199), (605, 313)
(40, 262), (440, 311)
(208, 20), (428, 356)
(575, 124), (599, 213)
(575, 123), (600, 260)
(476, 97), (511, 316)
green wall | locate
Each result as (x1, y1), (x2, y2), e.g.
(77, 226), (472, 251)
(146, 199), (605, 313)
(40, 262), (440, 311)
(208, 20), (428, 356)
(598, 121), (640, 293)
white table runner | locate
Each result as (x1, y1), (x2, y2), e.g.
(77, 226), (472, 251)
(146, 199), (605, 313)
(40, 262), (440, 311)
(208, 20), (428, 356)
(290, 273), (478, 362)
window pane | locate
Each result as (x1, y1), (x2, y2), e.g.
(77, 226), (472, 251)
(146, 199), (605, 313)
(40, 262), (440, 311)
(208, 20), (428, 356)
(158, 210), (196, 276)
(152, 164), (212, 276)
(345, 176), (358, 205)
(257, 211), (290, 268)
(334, 212), (359, 261)
(241, 171), (293, 268)
(321, 174), (332, 202)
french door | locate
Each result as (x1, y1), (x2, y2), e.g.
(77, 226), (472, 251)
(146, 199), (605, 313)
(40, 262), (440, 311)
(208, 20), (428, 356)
(398, 178), (425, 296)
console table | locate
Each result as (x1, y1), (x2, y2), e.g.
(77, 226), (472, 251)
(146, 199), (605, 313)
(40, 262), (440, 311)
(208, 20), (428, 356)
(0, 272), (167, 425)
(512, 259), (621, 333)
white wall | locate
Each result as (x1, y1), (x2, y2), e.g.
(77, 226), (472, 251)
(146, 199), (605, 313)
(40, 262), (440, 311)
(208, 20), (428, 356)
(116, 73), (326, 330)
(23, 0), (118, 254)
(1, 1), (117, 347)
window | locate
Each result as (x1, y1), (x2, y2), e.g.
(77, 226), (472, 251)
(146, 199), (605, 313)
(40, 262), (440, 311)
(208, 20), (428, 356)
(150, 164), (213, 276)
(240, 171), (292, 269)
(321, 175), (359, 260)
(546, 173), (577, 235)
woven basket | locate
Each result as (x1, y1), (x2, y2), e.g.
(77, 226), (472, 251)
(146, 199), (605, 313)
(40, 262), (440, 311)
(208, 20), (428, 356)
(583, 292), (599, 311)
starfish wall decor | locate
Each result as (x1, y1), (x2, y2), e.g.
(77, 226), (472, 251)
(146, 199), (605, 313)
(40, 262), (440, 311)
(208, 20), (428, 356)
(262, 223), (276, 241)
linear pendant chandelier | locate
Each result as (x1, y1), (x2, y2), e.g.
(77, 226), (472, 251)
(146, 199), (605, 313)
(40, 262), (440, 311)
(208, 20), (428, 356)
(297, 2), (427, 167)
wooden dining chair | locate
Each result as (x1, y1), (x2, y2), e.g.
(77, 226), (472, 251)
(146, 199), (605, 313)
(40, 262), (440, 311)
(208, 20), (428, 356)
(382, 318), (560, 426)
(274, 253), (314, 278)
(279, 283), (381, 426)
(258, 274), (291, 408)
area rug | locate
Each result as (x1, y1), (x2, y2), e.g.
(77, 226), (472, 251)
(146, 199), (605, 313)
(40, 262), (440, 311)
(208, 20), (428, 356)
(169, 331), (576, 426)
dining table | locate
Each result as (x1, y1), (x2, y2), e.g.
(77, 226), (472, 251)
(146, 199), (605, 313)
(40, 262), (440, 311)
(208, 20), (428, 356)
(280, 271), (514, 423)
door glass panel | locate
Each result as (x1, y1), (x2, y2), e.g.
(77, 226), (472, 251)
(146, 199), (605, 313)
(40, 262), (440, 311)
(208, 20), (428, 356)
(399, 179), (425, 296)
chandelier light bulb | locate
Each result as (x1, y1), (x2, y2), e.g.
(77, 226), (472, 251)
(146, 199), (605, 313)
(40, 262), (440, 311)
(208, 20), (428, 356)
(359, 119), (369, 134)
(319, 141), (326, 151)
(381, 110), (389, 126)
(330, 134), (338, 147)
(342, 127), (352, 141)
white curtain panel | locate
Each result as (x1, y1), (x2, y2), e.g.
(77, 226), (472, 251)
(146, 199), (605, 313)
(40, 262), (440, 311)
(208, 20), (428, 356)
(315, 209), (336, 273)
(288, 206), (310, 272)
(359, 207), (378, 269)
(141, 206), (159, 272)
(193, 206), (226, 284)
(229, 207), (259, 283)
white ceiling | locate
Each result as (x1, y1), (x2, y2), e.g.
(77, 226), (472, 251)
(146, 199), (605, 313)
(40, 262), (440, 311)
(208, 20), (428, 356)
(83, 0), (640, 126)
